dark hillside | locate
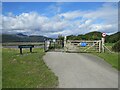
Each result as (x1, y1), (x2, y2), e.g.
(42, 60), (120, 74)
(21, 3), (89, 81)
(2, 33), (49, 43)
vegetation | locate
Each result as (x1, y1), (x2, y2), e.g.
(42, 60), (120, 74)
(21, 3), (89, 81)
(57, 34), (64, 40)
(112, 40), (120, 52)
(2, 48), (58, 88)
(67, 31), (103, 40)
(106, 32), (120, 43)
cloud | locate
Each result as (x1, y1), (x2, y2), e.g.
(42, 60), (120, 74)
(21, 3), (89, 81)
(2, 2), (118, 37)
(59, 10), (86, 20)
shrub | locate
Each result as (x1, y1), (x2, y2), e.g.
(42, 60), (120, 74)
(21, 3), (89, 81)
(112, 40), (120, 52)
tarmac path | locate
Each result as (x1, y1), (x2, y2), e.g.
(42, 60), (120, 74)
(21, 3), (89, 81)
(43, 52), (118, 88)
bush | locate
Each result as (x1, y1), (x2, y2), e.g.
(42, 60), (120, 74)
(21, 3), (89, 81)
(112, 40), (120, 52)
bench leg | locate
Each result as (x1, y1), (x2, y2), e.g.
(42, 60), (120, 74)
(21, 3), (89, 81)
(30, 48), (32, 53)
(20, 48), (22, 54)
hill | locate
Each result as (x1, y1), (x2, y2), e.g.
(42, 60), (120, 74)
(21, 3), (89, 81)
(2, 33), (49, 43)
(106, 32), (120, 43)
(67, 31), (119, 43)
(67, 31), (103, 40)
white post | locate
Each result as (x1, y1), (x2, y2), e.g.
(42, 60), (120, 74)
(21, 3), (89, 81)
(64, 36), (67, 52)
(99, 40), (101, 53)
(102, 38), (105, 52)
(64, 36), (67, 44)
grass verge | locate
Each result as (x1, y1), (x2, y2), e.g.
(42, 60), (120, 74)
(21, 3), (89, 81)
(91, 43), (119, 70)
(92, 52), (119, 70)
(2, 48), (58, 88)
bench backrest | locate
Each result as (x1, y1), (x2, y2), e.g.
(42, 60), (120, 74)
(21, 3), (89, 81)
(18, 45), (34, 48)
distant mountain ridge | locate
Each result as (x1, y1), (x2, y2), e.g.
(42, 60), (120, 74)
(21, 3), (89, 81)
(2, 31), (120, 43)
(2, 33), (50, 43)
(16, 33), (28, 37)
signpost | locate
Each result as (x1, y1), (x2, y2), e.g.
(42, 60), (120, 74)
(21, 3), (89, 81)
(102, 32), (106, 52)
(102, 33), (106, 38)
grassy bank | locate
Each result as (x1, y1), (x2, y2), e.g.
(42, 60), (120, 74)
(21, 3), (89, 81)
(92, 43), (119, 70)
(2, 48), (58, 88)
(92, 52), (119, 70)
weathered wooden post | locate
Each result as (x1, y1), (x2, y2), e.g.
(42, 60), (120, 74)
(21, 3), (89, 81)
(64, 36), (67, 52)
(102, 38), (105, 52)
(99, 40), (101, 53)
(102, 33), (106, 53)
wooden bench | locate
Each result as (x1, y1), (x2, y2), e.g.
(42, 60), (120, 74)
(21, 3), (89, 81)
(18, 45), (34, 54)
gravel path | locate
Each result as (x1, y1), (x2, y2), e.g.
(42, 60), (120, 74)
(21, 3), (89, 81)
(43, 52), (118, 88)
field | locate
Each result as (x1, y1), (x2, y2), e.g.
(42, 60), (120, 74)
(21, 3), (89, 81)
(92, 43), (119, 70)
(2, 48), (58, 88)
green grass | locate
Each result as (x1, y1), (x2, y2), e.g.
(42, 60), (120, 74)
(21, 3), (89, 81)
(92, 43), (119, 70)
(105, 43), (115, 51)
(105, 43), (115, 46)
(2, 48), (58, 88)
(92, 52), (119, 70)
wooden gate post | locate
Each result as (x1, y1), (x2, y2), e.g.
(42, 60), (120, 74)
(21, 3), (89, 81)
(99, 40), (101, 53)
(102, 38), (105, 52)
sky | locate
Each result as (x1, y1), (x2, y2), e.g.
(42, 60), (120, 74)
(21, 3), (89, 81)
(2, 2), (118, 38)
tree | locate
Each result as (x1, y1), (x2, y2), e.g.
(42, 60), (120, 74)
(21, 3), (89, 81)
(58, 34), (64, 40)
